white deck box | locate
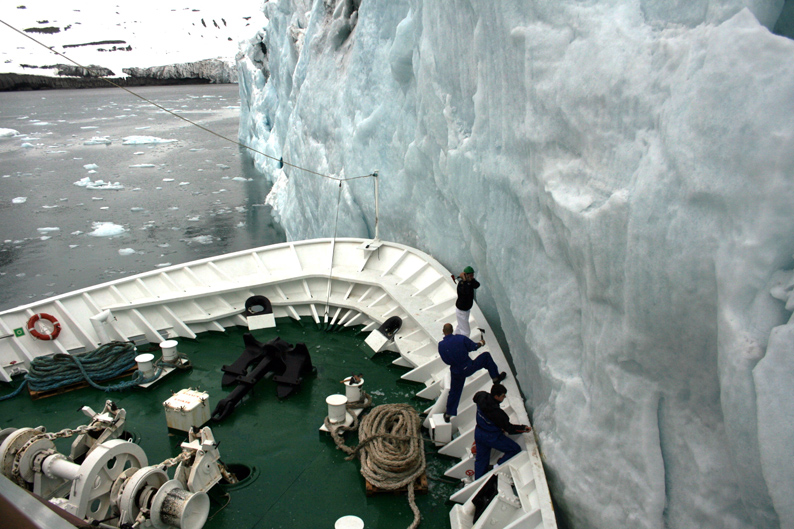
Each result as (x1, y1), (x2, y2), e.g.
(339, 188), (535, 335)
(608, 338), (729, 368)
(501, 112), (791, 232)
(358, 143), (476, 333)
(163, 389), (211, 431)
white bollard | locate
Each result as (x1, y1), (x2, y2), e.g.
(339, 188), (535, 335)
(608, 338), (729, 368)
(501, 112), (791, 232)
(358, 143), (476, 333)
(160, 340), (179, 362)
(343, 377), (364, 403)
(135, 353), (155, 379)
(335, 515), (364, 529)
(326, 394), (349, 424)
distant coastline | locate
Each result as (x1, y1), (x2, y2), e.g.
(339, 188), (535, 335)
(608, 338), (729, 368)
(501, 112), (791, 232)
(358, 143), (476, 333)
(0, 73), (222, 91)
(0, 58), (238, 91)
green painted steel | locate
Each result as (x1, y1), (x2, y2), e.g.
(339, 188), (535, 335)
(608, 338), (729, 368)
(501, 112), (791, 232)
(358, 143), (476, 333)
(0, 319), (457, 529)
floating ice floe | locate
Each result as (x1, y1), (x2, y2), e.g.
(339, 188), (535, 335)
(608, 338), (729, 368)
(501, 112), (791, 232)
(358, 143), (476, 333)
(129, 164), (155, 168)
(217, 164), (231, 170)
(163, 178), (175, 182)
(179, 181), (190, 186)
(232, 177), (249, 182)
(21, 143), (34, 149)
(130, 207), (145, 212)
(74, 177), (123, 190)
(122, 136), (177, 145)
(80, 126), (99, 130)
(0, 128), (20, 138)
(84, 137), (111, 145)
(188, 235), (214, 245)
(89, 222), (126, 237)
(12, 197), (27, 204)
(118, 248), (136, 256)
(83, 163), (99, 170)
(36, 227), (60, 233)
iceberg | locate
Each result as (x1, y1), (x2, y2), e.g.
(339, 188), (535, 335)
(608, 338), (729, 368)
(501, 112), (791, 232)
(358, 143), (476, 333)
(88, 222), (126, 237)
(237, 1), (794, 528)
(122, 136), (178, 145)
(84, 137), (112, 146)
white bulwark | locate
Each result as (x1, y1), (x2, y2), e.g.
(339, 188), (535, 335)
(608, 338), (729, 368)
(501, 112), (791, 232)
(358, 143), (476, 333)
(0, 238), (557, 529)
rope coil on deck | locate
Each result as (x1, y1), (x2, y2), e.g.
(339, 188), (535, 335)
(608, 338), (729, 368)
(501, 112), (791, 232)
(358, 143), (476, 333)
(0, 342), (192, 399)
(327, 402), (426, 529)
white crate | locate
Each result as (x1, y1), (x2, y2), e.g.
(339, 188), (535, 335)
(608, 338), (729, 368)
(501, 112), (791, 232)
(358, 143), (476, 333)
(163, 389), (211, 431)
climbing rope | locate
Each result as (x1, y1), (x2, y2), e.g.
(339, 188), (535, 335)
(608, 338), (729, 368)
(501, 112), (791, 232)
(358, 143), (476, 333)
(327, 403), (426, 529)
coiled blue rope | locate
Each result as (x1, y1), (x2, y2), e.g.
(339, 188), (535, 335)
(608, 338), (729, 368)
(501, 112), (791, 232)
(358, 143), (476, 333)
(0, 342), (166, 400)
(0, 379), (27, 401)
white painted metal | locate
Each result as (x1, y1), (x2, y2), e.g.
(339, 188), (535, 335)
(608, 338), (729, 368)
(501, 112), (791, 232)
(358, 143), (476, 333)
(163, 389), (211, 432)
(0, 237), (557, 529)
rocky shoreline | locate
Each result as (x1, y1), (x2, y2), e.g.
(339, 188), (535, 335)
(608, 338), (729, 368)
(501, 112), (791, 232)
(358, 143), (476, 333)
(0, 58), (237, 91)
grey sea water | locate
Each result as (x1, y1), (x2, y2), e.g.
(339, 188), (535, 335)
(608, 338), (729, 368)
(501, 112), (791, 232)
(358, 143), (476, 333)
(0, 84), (285, 311)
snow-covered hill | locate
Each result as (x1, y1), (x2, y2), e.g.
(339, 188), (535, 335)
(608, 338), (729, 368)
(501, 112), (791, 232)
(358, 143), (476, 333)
(0, 1), (266, 79)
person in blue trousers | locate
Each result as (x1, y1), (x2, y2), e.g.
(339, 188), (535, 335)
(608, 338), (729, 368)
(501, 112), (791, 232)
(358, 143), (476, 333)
(472, 384), (531, 479)
(438, 323), (506, 422)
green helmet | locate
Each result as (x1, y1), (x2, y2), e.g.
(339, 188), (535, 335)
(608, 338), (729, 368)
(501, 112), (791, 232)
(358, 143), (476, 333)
(464, 266), (474, 274)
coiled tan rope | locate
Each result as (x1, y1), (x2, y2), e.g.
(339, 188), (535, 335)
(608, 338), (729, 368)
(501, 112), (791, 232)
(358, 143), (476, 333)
(327, 403), (426, 529)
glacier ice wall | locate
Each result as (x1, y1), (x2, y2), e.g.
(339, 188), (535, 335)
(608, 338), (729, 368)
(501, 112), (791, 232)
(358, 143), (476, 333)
(237, 1), (794, 527)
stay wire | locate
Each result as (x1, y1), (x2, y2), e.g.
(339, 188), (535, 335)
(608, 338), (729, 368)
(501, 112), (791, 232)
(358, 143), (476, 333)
(0, 18), (376, 183)
(325, 181), (344, 317)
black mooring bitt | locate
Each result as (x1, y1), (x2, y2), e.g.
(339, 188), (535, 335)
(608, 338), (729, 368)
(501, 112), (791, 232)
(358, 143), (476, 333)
(211, 334), (313, 422)
(378, 316), (402, 339)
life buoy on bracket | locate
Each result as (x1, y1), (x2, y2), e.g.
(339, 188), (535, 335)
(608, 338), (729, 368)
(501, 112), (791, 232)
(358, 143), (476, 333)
(27, 313), (61, 340)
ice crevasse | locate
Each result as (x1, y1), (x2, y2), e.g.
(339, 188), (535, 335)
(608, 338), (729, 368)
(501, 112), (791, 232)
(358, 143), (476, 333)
(236, 1), (794, 528)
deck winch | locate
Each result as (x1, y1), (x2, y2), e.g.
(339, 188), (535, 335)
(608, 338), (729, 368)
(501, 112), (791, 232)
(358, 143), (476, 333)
(0, 401), (229, 529)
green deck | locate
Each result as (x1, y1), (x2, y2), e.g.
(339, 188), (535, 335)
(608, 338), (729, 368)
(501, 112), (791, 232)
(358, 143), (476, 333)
(0, 319), (458, 529)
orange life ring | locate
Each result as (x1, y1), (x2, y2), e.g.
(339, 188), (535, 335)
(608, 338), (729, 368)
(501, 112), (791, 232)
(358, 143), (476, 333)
(27, 313), (61, 340)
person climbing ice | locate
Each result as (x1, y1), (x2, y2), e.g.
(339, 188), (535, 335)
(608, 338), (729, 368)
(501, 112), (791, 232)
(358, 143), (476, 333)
(438, 323), (506, 422)
(472, 384), (531, 479)
(451, 266), (479, 337)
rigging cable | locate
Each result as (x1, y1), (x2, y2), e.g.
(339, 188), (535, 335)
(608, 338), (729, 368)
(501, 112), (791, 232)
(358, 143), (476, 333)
(1, 18), (383, 331)
(324, 181), (345, 319)
(0, 18), (376, 184)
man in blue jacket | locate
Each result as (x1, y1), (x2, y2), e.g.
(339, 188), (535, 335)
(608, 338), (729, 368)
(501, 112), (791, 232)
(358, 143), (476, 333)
(438, 323), (506, 421)
(473, 384), (531, 479)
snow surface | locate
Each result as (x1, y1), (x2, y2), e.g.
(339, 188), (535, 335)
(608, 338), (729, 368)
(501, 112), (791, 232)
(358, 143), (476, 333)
(0, 0), (266, 77)
(238, 1), (794, 528)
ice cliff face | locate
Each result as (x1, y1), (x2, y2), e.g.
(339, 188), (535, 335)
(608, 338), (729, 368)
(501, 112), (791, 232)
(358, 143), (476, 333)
(237, 1), (794, 527)
(123, 58), (238, 84)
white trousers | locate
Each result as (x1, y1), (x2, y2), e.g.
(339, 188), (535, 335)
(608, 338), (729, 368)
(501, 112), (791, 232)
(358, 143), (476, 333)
(454, 307), (471, 337)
